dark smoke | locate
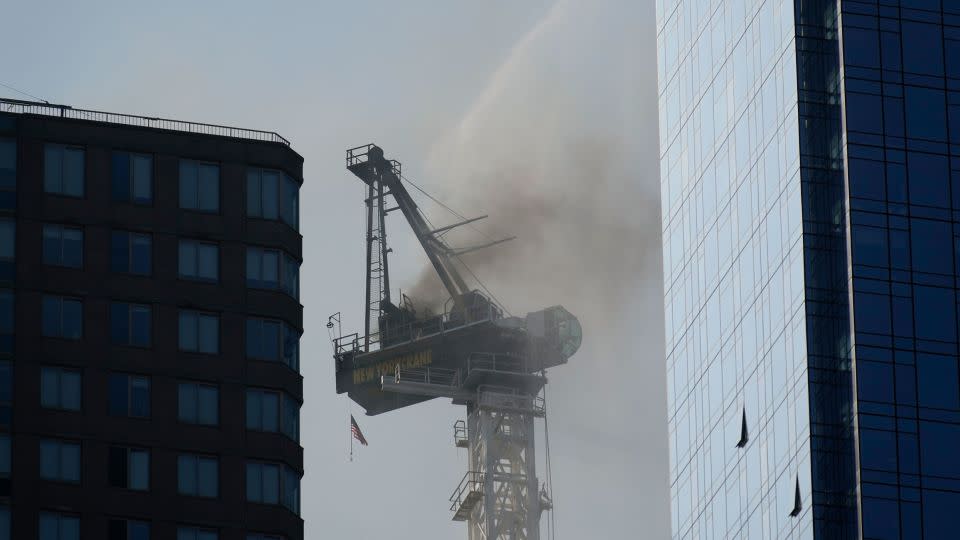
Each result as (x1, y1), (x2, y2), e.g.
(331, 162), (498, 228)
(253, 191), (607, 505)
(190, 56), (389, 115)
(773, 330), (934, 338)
(408, 137), (658, 321)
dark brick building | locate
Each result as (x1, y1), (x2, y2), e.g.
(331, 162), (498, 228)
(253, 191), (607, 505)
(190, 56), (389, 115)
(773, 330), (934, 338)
(0, 98), (304, 540)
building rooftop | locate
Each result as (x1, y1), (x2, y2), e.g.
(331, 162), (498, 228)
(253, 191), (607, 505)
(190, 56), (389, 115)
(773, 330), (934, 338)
(0, 97), (290, 146)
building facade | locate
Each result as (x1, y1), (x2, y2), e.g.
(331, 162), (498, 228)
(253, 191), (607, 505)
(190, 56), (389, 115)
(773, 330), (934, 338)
(659, 0), (960, 538)
(0, 99), (304, 540)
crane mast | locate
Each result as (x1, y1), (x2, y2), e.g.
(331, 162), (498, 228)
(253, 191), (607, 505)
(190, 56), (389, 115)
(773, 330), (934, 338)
(333, 144), (582, 540)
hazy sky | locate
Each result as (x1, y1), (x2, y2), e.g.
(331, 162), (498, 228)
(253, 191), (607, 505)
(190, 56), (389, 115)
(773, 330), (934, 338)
(1, 1), (668, 538)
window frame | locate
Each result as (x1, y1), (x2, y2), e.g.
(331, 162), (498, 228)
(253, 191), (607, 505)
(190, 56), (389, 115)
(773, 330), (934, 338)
(108, 373), (151, 419)
(0, 219), (13, 262)
(108, 518), (150, 540)
(40, 366), (81, 412)
(43, 144), (85, 198)
(179, 159), (220, 213)
(246, 388), (299, 442)
(41, 295), (83, 340)
(110, 302), (152, 348)
(177, 526), (218, 540)
(246, 247), (300, 298)
(42, 223), (83, 269)
(247, 168), (299, 231)
(178, 310), (220, 354)
(177, 382), (219, 426)
(0, 138), (15, 191)
(111, 231), (152, 276)
(0, 290), (10, 355)
(112, 151), (154, 205)
(39, 438), (81, 484)
(39, 511), (80, 540)
(177, 454), (219, 499)
(246, 461), (299, 512)
(109, 446), (150, 492)
(178, 239), (219, 283)
(0, 361), (10, 426)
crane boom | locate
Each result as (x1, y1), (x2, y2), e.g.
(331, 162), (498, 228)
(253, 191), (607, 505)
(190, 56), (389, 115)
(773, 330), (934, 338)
(348, 144), (473, 328)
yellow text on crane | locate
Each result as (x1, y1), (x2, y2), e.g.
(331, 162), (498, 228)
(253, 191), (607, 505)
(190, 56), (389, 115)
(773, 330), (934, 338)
(352, 349), (434, 385)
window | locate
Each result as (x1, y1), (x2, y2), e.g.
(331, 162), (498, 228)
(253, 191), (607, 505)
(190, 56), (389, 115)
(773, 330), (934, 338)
(246, 389), (299, 442)
(40, 367), (81, 411)
(247, 168), (299, 230)
(39, 512), (79, 540)
(39, 439), (80, 483)
(179, 311), (219, 354)
(247, 318), (280, 360)
(246, 389), (278, 432)
(0, 219), (12, 281)
(246, 461), (280, 504)
(42, 296), (82, 339)
(111, 302), (152, 347)
(44, 144), (84, 197)
(0, 139), (14, 190)
(177, 527), (217, 540)
(109, 374), (150, 418)
(905, 87), (947, 141)
(42, 224), (83, 268)
(0, 291), (10, 354)
(109, 519), (150, 540)
(0, 505), (8, 540)
(246, 462), (300, 513)
(178, 383), (219, 426)
(179, 160), (219, 212)
(111, 231), (152, 275)
(0, 434), (9, 478)
(247, 535), (282, 540)
(112, 152), (152, 204)
(109, 446), (149, 491)
(902, 21), (944, 77)
(0, 362), (10, 424)
(246, 318), (300, 371)
(246, 247), (299, 298)
(177, 454), (218, 498)
(178, 240), (218, 282)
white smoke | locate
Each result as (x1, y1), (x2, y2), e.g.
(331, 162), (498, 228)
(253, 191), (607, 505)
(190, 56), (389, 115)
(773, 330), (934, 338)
(407, 1), (671, 537)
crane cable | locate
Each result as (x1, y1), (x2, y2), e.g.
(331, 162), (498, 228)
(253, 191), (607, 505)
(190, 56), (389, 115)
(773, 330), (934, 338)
(542, 372), (557, 540)
(398, 172), (506, 244)
(398, 172), (513, 317)
(0, 81), (48, 103)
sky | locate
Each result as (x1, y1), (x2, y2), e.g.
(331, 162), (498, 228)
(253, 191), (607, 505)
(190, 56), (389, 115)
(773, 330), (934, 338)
(1, 1), (668, 538)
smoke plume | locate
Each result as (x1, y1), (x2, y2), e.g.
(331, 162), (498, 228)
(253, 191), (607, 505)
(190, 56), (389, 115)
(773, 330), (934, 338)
(403, 1), (671, 537)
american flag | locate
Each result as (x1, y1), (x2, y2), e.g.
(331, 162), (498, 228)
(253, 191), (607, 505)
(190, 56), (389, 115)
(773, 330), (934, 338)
(350, 415), (368, 446)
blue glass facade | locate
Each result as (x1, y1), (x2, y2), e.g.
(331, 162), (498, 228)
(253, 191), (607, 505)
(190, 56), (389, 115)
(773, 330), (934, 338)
(839, 1), (960, 538)
(661, 0), (960, 537)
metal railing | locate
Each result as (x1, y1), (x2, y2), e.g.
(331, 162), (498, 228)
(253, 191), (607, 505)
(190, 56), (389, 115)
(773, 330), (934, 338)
(346, 144), (401, 176)
(333, 297), (502, 357)
(449, 471), (485, 513)
(467, 352), (527, 375)
(477, 390), (546, 417)
(395, 366), (461, 388)
(0, 98), (290, 146)
(453, 420), (468, 447)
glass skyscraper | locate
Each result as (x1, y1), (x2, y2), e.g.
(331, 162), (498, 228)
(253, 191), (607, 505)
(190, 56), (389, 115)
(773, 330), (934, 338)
(658, 0), (960, 538)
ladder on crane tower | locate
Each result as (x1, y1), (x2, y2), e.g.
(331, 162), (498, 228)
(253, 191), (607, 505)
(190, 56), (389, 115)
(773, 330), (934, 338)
(382, 353), (552, 540)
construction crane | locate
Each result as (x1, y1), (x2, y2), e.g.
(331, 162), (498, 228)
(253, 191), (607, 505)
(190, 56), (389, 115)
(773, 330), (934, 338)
(331, 144), (582, 540)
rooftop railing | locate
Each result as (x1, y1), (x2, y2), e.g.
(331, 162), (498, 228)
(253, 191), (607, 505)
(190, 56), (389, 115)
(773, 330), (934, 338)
(0, 97), (290, 146)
